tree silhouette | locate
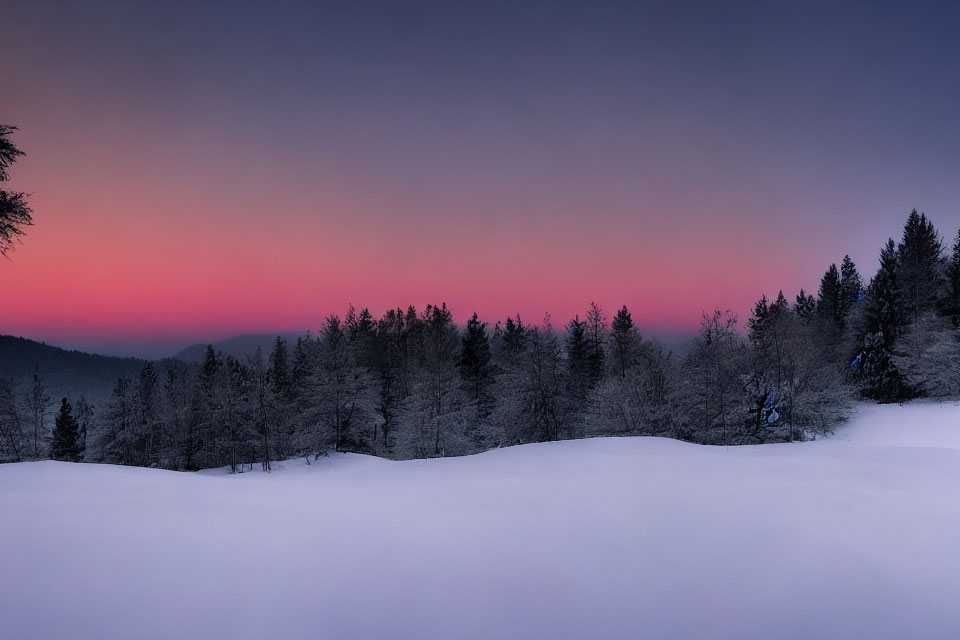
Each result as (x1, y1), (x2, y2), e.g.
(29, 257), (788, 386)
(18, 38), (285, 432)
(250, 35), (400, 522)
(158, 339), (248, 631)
(0, 125), (33, 256)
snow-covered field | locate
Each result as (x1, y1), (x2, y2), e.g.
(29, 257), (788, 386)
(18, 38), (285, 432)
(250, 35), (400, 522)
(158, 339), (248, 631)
(2, 402), (960, 639)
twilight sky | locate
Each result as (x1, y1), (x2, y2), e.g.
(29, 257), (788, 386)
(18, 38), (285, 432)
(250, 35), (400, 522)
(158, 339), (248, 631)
(3, 0), (960, 358)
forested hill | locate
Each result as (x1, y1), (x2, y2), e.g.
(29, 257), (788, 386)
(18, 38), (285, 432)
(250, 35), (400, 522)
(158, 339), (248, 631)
(0, 336), (148, 405)
(175, 332), (301, 363)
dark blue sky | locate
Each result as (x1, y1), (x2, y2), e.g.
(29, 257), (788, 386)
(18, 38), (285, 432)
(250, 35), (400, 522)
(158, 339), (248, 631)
(4, 0), (960, 357)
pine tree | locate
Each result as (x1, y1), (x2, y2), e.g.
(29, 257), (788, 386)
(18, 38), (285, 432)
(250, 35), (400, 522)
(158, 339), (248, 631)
(816, 264), (842, 327)
(897, 209), (944, 326)
(74, 396), (92, 461)
(609, 305), (640, 378)
(291, 336), (312, 391)
(859, 239), (906, 400)
(794, 289), (816, 325)
(193, 346), (224, 468)
(458, 312), (493, 419)
(503, 315), (527, 356)
(565, 315), (591, 405)
(585, 302), (606, 382)
(347, 306), (376, 367)
(839, 255), (863, 321)
(422, 303), (459, 456)
(269, 336), (290, 397)
(748, 294), (770, 346)
(0, 124), (33, 256)
(51, 398), (81, 462)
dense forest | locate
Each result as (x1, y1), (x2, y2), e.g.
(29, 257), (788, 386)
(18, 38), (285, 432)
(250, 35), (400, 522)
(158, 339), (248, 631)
(0, 337), (150, 405)
(2, 211), (959, 468)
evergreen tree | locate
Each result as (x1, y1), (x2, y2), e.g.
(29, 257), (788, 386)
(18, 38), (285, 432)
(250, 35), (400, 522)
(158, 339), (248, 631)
(565, 315), (590, 404)
(770, 290), (789, 315)
(609, 305), (640, 378)
(458, 312), (493, 419)
(514, 315), (565, 443)
(347, 306), (377, 367)
(422, 303), (459, 456)
(269, 336), (290, 397)
(0, 124), (33, 256)
(794, 289), (816, 325)
(585, 302), (606, 382)
(839, 255), (863, 321)
(74, 396), (92, 461)
(502, 315), (527, 356)
(194, 346), (223, 468)
(816, 264), (842, 327)
(748, 295), (770, 346)
(51, 398), (81, 462)
(897, 209), (944, 326)
(859, 239), (906, 400)
(290, 336), (312, 391)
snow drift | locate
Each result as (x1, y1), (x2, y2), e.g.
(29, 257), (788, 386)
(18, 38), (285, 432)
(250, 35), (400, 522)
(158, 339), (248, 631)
(2, 401), (959, 639)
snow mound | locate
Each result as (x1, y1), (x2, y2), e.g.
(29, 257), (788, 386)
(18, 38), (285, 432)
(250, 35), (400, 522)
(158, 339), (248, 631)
(2, 402), (959, 639)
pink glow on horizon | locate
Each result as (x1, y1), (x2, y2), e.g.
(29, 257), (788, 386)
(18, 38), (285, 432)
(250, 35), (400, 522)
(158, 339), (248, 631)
(3, 157), (816, 351)
(0, 109), (877, 356)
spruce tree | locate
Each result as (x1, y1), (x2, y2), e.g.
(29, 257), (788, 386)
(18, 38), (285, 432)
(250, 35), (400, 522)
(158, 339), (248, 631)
(503, 315), (527, 355)
(74, 396), (92, 460)
(839, 255), (863, 321)
(269, 336), (290, 396)
(459, 312), (493, 418)
(609, 305), (639, 377)
(291, 336), (312, 389)
(859, 239), (906, 400)
(816, 264), (842, 326)
(794, 289), (816, 325)
(748, 295), (770, 346)
(50, 398), (81, 462)
(897, 209), (944, 325)
(585, 302), (606, 382)
(565, 316), (590, 404)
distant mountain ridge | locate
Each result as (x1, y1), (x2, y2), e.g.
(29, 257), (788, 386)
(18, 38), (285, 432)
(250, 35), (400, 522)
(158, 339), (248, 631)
(174, 332), (303, 363)
(0, 335), (150, 405)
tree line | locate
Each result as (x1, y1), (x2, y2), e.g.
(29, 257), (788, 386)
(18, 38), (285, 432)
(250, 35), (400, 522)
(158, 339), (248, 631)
(2, 210), (959, 468)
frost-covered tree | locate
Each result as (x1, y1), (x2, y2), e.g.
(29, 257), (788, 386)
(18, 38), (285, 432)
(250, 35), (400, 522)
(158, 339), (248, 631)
(74, 396), (92, 461)
(839, 255), (863, 323)
(794, 289), (816, 325)
(816, 263), (843, 343)
(609, 305), (640, 378)
(459, 312), (493, 429)
(681, 310), (744, 444)
(98, 376), (135, 465)
(564, 315), (592, 411)
(420, 304), (460, 456)
(247, 347), (274, 471)
(50, 398), (81, 462)
(897, 209), (944, 327)
(857, 239), (907, 401)
(0, 377), (25, 462)
(585, 302), (606, 383)
(514, 315), (566, 444)
(892, 314), (960, 398)
(27, 366), (51, 459)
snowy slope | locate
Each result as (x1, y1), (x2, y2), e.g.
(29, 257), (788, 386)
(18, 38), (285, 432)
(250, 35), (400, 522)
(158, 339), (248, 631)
(2, 402), (960, 639)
